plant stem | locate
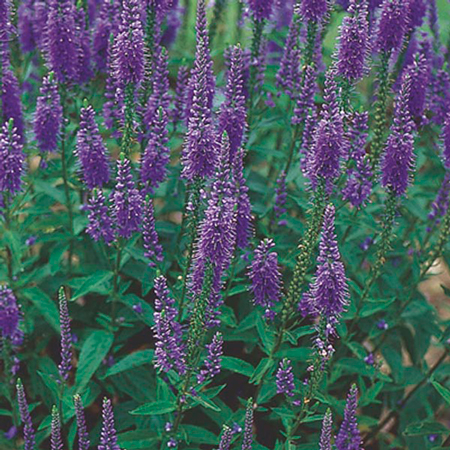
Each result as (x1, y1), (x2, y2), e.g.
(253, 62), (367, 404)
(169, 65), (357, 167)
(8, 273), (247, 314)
(111, 242), (123, 332)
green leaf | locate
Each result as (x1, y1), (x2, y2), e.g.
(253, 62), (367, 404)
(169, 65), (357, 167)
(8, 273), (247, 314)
(404, 420), (448, 436)
(250, 358), (274, 384)
(104, 350), (154, 378)
(181, 425), (218, 445)
(221, 356), (254, 377)
(360, 298), (396, 318)
(431, 379), (450, 404)
(130, 401), (176, 415)
(75, 330), (114, 391)
(118, 430), (158, 449)
(71, 271), (113, 300)
(22, 287), (60, 331)
(188, 391), (221, 411)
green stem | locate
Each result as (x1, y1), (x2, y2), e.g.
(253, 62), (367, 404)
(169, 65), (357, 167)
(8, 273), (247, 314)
(121, 83), (136, 155)
(111, 242), (124, 331)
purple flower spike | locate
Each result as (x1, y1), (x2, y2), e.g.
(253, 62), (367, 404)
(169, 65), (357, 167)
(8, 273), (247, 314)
(381, 74), (415, 197)
(153, 275), (186, 375)
(274, 171), (287, 226)
(142, 197), (163, 266)
(0, 285), (22, 343)
(319, 409), (333, 450)
(276, 358), (295, 397)
(74, 395), (90, 450)
(99, 398), (120, 450)
(93, 0), (119, 72)
(45, 0), (78, 83)
(218, 426), (233, 450)
(51, 406), (63, 450)
(172, 65), (189, 126)
(301, 205), (349, 326)
(248, 239), (282, 320)
(241, 399), (254, 450)
(112, 156), (142, 239)
(58, 288), (73, 381)
(296, 0), (328, 22)
(337, 0), (369, 82)
(292, 64), (317, 127)
(0, 0), (13, 49)
(0, 120), (25, 196)
(2, 67), (24, 142)
(335, 385), (362, 450)
(16, 379), (36, 450)
(428, 172), (450, 228)
(408, 0), (426, 29)
(404, 53), (430, 119)
(233, 148), (253, 250)
(276, 15), (302, 99)
(18, 0), (36, 53)
(76, 105), (110, 189)
(74, 8), (93, 84)
(248, 0), (274, 21)
(34, 73), (62, 154)
(87, 190), (115, 244)
(342, 111), (372, 207)
(308, 69), (345, 194)
(114, 0), (144, 86)
(197, 331), (223, 383)
(219, 44), (247, 163)
(375, 0), (408, 54)
(141, 107), (170, 193)
(442, 113), (450, 170)
(182, 0), (217, 180)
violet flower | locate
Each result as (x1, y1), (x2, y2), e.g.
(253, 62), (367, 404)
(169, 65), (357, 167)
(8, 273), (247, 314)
(241, 399), (254, 450)
(16, 379), (36, 450)
(98, 398), (120, 450)
(45, 0), (78, 82)
(76, 105), (110, 189)
(404, 53), (430, 120)
(381, 74), (415, 197)
(74, 8), (93, 84)
(319, 409), (333, 450)
(172, 65), (189, 126)
(74, 395), (90, 450)
(86, 190), (115, 244)
(408, 0), (427, 29)
(296, 0), (328, 22)
(0, 285), (22, 343)
(375, 0), (408, 54)
(142, 196), (163, 266)
(1, 67), (24, 142)
(248, 239), (282, 320)
(218, 426), (233, 450)
(141, 106), (170, 193)
(442, 112), (450, 169)
(58, 288), (73, 381)
(428, 173), (450, 229)
(153, 275), (186, 375)
(274, 171), (287, 226)
(111, 156), (142, 239)
(34, 73), (63, 154)
(51, 406), (63, 450)
(248, 0), (274, 21)
(113, 0), (144, 87)
(335, 385), (362, 450)
(181, 0), (217, 180)
(197, 331), (223, 383)
(18, 0), (36, 53)
(300, 205), (349, 326)
(336, 0), (369, 82)
(276, 358), (295, 397)
(0, 119), (25, 196)
(219, 44), (247, 163)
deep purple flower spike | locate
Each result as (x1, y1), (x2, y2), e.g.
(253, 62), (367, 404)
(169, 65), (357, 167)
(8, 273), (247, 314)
(114, 0), (144, 87)
(335, 385), (362, 450)
(404, 53), (430, 120)
(241, 399), (254, 450)
(142, 196), (163, 266)
(408, 0), (427, 29)
(58, 288), (73, 381)
(319, 409), (333, 450)
(172, 65), (189, 126)
(375, 0), (408, 54)
(74, 8), (93, 84)
(218, 426), (233, 450)
(74, 395), (90, 450)
(297, 0), (328, 22)
(182, 0), (217, 180)
(18, 0), (36, 53)
(87, 190), (115, 244)
(381, 74), (415, 197)
(153, 275), (186, 375)
(0, 119), (25, 196)
(248, 239), (282, 320)
(17, 379), (36, 450)
(45, 0), (78, 82)
(248, 0), (274, 21)
(300, 205), (349, 325)
(98, 398), (120, 450)
(276, 358), (295, 397)
(2, 67), (25, 142)
(219, 44), (247, 162)
(0, 285), (22, 343)
(197, 331), (223, 383)
(112, 156), (142, 239)
(51, 406), (63, 450)
(34, 73), (63, 154)
(442, 112), (450, 170)
(337, 0), (369, 82)
(76, 105), (110, 189)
